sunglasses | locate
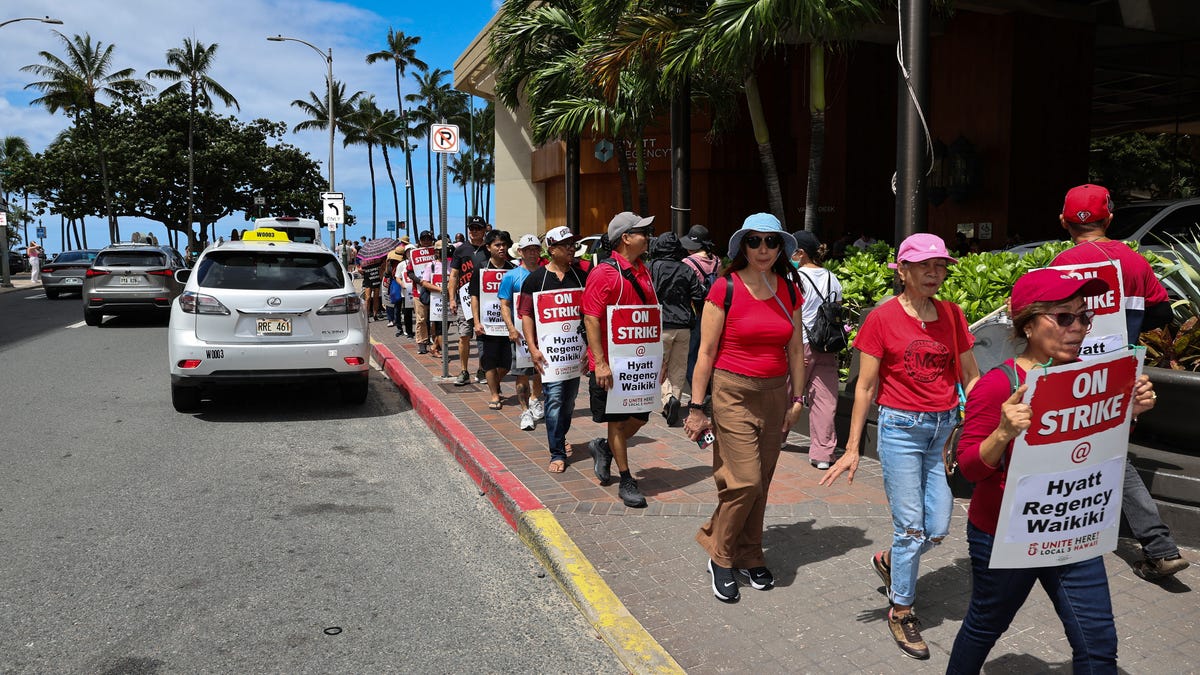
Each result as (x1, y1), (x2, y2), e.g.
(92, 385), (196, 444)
(1042, 310), (1095, 328)
(626, 227), (653, 237)
(744, 234), (782, 250)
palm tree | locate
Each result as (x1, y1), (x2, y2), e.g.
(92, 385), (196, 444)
(343, 96), (403, 238)
(22, 31), (152, 242)
(290, 78), (365, 169)
(147, 38), (239, 244)
(366, 29), (428, 233)
(407, 68), (467, 230)
(0, 136), (31, 205)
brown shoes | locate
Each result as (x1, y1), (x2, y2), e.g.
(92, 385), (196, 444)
(1133, 554), (1190, 581)
(887, 609), (930, 660)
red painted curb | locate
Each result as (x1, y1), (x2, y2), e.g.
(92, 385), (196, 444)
(371, 342), (544, 530)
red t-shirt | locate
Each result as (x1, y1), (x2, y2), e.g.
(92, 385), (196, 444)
(957, 359), (1025, 535)
(853, 297), (975, 411)
(1052, 240), (1168, 338)
(581, 253), (657, 372)
(710, 274), (801, 378)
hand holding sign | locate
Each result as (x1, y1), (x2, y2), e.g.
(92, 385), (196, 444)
(998, 384), (1032, 442)
(1131, 375), (1157, 418)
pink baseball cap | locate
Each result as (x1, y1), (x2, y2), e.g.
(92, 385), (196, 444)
(1010, 268), (1110, 315)
(887, 233), (958, 269)
(1062, 184), (1113, 224)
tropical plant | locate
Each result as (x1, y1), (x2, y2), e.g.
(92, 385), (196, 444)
(366, 29), (428, 231)
(147, 38), (239, 244)
(22, 31), (153, 242)
(407, 68), (468, 230)
(290, 78), (365, 189)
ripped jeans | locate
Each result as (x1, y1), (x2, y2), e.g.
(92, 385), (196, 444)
(876, 405), (956, 606)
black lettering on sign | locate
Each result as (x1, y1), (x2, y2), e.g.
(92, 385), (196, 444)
(206, 349), (224, 359)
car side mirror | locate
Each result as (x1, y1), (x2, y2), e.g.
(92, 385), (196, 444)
(175, 269), (191, 284)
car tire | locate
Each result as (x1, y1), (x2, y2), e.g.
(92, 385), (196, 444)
(45, 288), (60, 300)
(341, 379), (368, 405)
(171, 384), (202, 413)
(84, 308), (102, 326)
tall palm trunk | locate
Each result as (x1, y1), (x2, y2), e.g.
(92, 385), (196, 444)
(425, 144), (434, 230)
(634, 129), (649, 215)
(187, 88), (197, 246)
(804, 45), (826, 234)
(382, 143), (400, 230)
(367, 143), (378, 238)
(744, 75), (785, 227)
(86, 103), (120, 242)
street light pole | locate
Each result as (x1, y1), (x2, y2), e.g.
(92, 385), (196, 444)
(267, 35), (336, 250)
(0, 15), (63, 288)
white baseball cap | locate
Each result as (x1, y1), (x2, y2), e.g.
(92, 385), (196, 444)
(516, 234), (541, 250)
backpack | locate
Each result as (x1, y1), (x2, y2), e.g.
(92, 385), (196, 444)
(943, 363), (1019, 478)
(723, 273), (798, 314)
(684, 256), (718, 295)
(798, 270), (849, 353)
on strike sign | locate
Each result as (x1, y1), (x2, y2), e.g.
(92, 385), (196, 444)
(479, 269), (508, 336)
(533, 289), (585, 383)
(990, 350), (1140, 568)
(1047, 261), (1126, 360)
(605, 305), (662, 414)
(428, 271), (445, 321)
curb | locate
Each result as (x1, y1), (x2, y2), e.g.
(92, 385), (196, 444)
(370, 339), (683, 675)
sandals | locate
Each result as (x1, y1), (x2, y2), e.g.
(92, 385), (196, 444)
(548, 459), (566, 473)
(488, 400), (503, 410)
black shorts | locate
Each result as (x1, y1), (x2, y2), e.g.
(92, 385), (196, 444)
(589, 372), (651, 424)
(480, 335), (513, 372)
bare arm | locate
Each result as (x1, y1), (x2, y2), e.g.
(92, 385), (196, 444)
(584, 314), (610, 389)
(820, 352), (879, 486)
(783, 306), (807, 432)
(683, 300), (725, 441)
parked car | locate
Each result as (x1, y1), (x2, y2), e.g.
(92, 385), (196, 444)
(82, 243), (188, 326)
(40, 249), (100, 299)
(1008, 198), (1200, 256)
(167, 231), (369, 412)
(6, 251), (28, 274)
(252, 216), (325, 246)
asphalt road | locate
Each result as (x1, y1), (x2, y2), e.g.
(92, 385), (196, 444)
(0, 304), (622, 673)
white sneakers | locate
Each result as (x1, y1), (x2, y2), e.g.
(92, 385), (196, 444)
(529, 398), (545, 421)
(519, 409), (535, 431)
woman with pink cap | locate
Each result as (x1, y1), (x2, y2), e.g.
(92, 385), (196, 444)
(821, 232), (980, 659)
(947, 268), (1156, 672)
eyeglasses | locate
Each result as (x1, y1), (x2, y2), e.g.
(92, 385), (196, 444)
(626, 227), (653, 237)
(745, 234), (782, 250)
(1042, 310), (1095, 328)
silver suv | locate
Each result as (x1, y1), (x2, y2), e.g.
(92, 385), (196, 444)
(83, 243), (187, 325)
(167, 236), (369, 412)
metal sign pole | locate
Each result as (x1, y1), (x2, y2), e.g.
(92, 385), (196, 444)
(439, 149), (450, 378)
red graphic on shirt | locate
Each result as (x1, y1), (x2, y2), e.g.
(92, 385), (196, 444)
(903, 339), (951, 383)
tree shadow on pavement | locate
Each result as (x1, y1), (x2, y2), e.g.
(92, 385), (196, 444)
(761, 519), (871, 588)
(635, 465), (713, 495)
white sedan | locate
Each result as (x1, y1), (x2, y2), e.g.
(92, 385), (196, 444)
(167, 233), (369, 412)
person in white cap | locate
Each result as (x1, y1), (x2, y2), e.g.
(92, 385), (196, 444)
(582, 211), (658, 507)
(499, 233), (546, 431)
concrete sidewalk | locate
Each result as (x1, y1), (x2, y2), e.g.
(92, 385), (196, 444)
(371, 326), (1197, 674)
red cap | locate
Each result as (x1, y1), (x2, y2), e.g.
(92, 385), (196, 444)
(1011, 268), (1110, 315)
(1062, 184), (1113, 224)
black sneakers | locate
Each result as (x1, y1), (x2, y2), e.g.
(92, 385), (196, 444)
(708, 559), (740, 602)
(887, 609), (930, 660)
(417, 343), (428, 355)
(618, 476), (647, 508)
(588, 437), (613, 485)
(663, 396), (681, 427)
(476, 368), (487, 384)
(454, 370), (471, 386)
(737, 566), (775, 590)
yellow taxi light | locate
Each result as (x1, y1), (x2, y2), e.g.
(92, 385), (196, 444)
(241, 227), (290, 242)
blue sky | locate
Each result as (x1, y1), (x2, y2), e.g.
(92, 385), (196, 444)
(1, 0), (500, 254)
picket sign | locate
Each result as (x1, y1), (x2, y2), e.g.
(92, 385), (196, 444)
(479, 269), (508, 336)
(604, 305), (663, 414)
(533, 289), (585, 383)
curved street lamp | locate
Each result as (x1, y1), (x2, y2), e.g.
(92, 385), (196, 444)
(0, 15), (64, 288)
(267, 35), (335, 249)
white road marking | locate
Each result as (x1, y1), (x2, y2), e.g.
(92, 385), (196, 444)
(25, 293), (46, 300)
(67, 321), (87, 329)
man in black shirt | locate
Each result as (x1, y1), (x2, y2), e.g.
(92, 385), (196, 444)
(448, 216), (491, 385)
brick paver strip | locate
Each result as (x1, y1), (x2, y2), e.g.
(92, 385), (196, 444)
(372, 329), (1198, 673)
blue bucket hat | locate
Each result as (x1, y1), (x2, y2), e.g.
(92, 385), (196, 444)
(728, 213), (797, 258)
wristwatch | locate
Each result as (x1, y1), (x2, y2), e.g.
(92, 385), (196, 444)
(687, 402), (706, 412)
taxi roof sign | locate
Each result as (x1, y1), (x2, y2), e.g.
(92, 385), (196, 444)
(241, 227), (289, 242)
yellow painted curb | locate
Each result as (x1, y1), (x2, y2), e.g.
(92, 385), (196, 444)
(518, 509), (685, 675)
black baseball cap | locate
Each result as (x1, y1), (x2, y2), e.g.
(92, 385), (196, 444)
(419, 230), (434, 241)
(467, 216), (488, 230)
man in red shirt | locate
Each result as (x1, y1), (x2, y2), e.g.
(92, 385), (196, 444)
(583, 211), (658, 508)
(1051, 184), (1187, 581)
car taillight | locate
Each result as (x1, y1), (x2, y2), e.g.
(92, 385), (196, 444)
(317, 293), (362, 315)
(86, 268), (109, 278)
(177, 359), (202, 369)
(179, 291), (230, 315)
(146, 269), (174, 276)
(343, 356), (365, 366)
(42, 266), (56, 274)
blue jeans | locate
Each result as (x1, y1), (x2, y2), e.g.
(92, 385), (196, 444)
(542, 377), (580, 462)
(948, 523), (1117, 674)
(876, 405), (956, 606)
(1123, 460), (1179, 560)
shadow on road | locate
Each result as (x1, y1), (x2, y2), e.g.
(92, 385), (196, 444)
(186, 369), (412, 423)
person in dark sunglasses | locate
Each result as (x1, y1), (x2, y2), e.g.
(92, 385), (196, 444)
(948, 267), (1158, 672)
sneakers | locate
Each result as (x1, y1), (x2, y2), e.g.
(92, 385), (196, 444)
(417, 343), (428, 355)
(1133, 554), (1190, 581)
(663, 396), (681, 426)
(708, 559), (740, 602)
(519, 409), (535, 431)
(476, 369), (487, 384)
(618, 476), (647, 508)
(529, 398), (545, 421)
(811, 460), (831, 470)
(872, 550), (893, 601)
(454, 370), (471, 386)
(737, 566), (775, 590)
(887, 609), (930, 660)
(386, 320), (394, 327)
(588, 438), (613, 485)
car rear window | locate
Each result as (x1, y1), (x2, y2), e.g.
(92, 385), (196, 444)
(96, 250), (168, 267)
(55, 251), (98, 263)
(278, 227), (319, 244)
(197, 251), (344, 290)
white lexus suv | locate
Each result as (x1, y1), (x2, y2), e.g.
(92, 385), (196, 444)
(167, 229), (369, 412)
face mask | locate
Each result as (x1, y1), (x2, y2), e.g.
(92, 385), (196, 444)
(792, 260), (800, 268)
